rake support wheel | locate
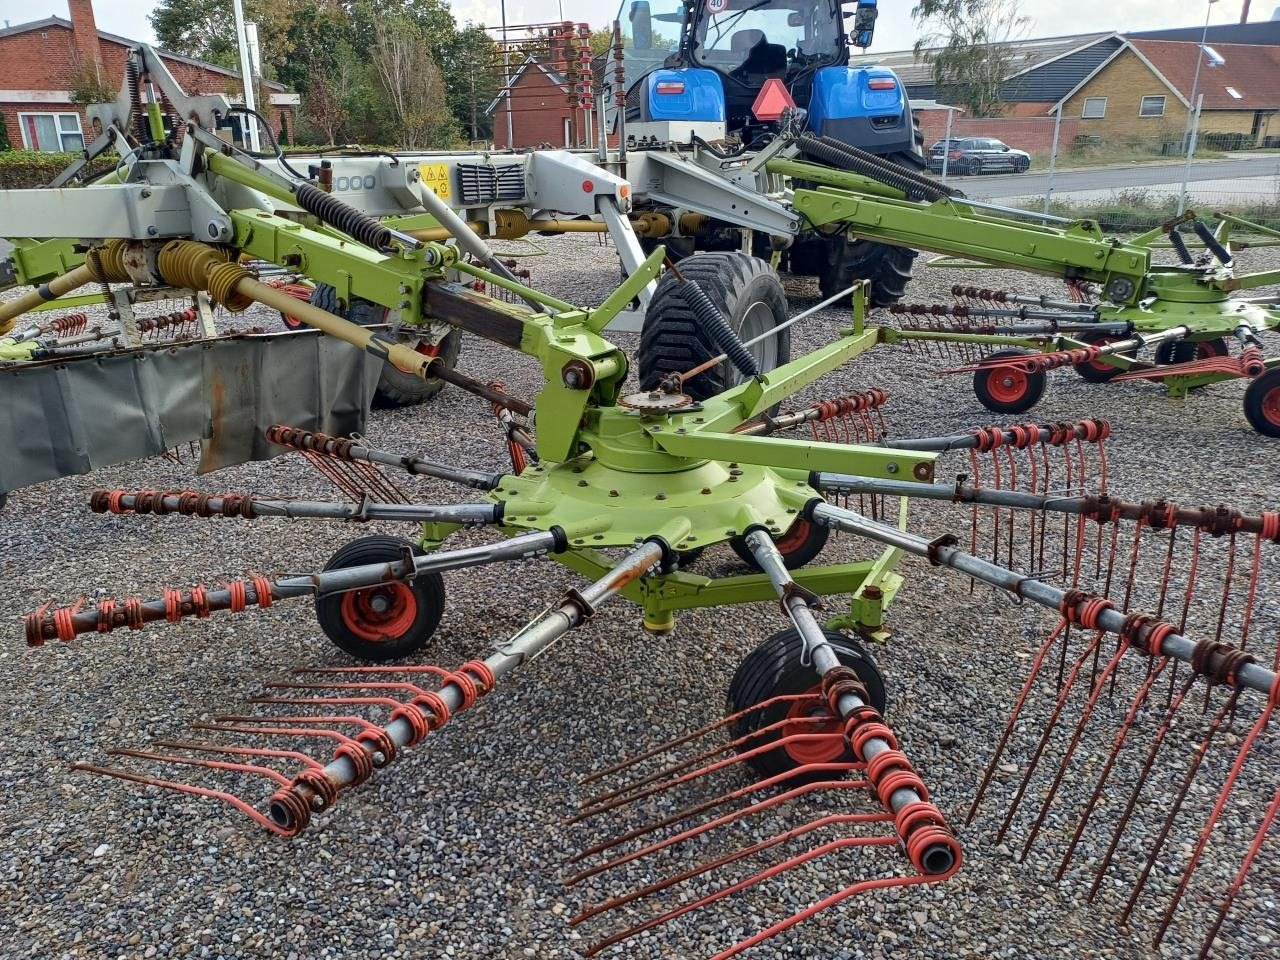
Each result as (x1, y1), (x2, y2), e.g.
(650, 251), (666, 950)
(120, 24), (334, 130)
(638, 252), (789, 401)
(315, 535), (445, 662)
(974, 349), (1047, 415)
(731, 518), (830, 570)
(727, 627), (887, 782)
(1244, 367), (1280, 438)
(1073, 332), (1132, 383)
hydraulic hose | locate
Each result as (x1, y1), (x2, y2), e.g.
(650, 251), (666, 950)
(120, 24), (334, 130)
(678, 280), (759, 380)
(796, 134), (956, 203)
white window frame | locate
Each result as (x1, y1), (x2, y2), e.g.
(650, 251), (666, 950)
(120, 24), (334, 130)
(1081, 97), (1107, 119)
(1139, 96), (1166, 118)
(17, 111), (84, 151)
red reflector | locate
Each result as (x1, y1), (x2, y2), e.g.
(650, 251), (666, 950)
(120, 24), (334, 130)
(655, 81), (686, 94)
(582, 180), (594, 193)
(751, 78), (795, 122)
(868, 77), (897, 90)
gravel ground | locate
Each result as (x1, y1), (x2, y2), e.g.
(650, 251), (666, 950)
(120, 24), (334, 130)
(1, 235), (1279, 960)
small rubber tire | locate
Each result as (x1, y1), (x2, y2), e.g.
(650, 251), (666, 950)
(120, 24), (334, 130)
(973, 349), (1047, 414)
(1014, 156), (1030, 173)
(315, 535), (445, 662)
(310, 282), (461, 407)
(726, 628), (887, 782)
(730, 519), (830, 570)
(638, 252), (789, 401)
(1244, 368), (1280, 439)
(1155, 338), (1229, 365)
(280, 311), (308, 331)
(1073, 332), (1132, 383)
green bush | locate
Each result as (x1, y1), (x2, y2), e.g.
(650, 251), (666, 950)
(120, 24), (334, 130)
(1200, 131), (1250, 151)
(0, 150), (114, 188)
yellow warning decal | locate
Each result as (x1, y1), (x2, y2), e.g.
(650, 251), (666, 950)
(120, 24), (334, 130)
(420, 163), (452, 201)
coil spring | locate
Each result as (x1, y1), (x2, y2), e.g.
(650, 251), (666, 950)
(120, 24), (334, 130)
(677, 280), (759, 380)
(125, 59), (149, 143)
(292, 182), (393, 251)
(797, 134), (954, 203)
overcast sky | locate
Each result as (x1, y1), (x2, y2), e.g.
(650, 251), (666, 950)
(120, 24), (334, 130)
(0, 0), (1264, 54)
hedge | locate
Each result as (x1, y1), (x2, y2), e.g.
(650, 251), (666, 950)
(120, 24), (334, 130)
(0, 150), (115, 188)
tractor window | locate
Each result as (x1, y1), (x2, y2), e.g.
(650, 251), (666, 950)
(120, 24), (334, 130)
(694, 0), (841, 72)
(616, 0), (686, 87)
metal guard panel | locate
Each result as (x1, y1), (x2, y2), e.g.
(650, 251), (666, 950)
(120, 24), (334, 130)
(0, 330), (380, 493)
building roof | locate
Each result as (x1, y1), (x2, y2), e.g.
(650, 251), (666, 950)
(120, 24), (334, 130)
(1055, 39), (1280, 112)
(1129, 20), (1280, 46)
(0, 15), (285, 90)
(485, 56), (571, 115)
(852, 32), (1120, 87)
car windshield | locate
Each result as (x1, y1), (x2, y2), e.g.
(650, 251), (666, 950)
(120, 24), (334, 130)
(693, 0), (842, 72)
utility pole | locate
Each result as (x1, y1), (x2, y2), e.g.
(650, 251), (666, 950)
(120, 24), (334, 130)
(1183, 0), (1218, 154)
(501, 0), (514, 149)
(232, 0), (260, 151)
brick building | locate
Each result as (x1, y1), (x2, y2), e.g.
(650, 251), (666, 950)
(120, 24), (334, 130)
(487, 55), (618, 150)
(0, 0), (295, 152)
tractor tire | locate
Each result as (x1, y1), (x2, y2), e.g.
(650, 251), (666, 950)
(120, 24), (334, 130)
(315, 535), (445, 662)
(730, 519), (830, 571)
(638, 252), (789, 401)
(310, 282), (460, 407)
(812, 150), (924, 307)
(973, 349), (1047, 414)
(1243, 368), (1280, 438)
(726, 627), (887, 782)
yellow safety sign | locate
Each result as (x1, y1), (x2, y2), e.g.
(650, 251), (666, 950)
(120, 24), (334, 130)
(420, 163), (452, 202)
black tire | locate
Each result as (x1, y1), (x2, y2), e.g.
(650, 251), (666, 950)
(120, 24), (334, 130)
(638, 252), (789, 401)
(1155, 338), (1229, 365)
(973, 349), (1047, 414)
(726, 627), (887, 782)
(280, 311), (308, 331)
(1073, 332), (1132, 383)
(968, 158), (983, 176)
(810, 149), (923, 308)
(730, 519), (830, 570)
(310, 282), (461, 407)
(1243, 368), (1280, 438)
(1014, 156), (1030, 173)
(315, 535), (445, 662)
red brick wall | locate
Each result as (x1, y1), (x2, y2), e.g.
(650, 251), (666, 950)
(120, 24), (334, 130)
(0, 23), (280, 150)
(915, 113), (1081, 153)
(492, 67), (612, 149)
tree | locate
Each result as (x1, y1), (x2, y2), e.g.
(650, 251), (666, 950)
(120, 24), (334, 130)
(911, 0), (1029, 118)
(445, 26), (504, 142)
(370, 18), (457, 148)
(150, 0), (296, 75)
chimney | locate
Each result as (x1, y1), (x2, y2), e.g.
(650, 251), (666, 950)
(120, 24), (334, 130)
(67, 0), (103, 79)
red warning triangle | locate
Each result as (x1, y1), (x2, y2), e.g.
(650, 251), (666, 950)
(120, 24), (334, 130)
(751, 78), (795, 121)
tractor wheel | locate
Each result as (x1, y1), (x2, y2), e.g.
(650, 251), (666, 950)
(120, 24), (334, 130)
(730, 519), (830, 571)
(726, 627), (887, 782)
(638, 252), (789, 401)
(310, 282), (460, 407)
(1073, 332), (1133, 383)
(315, 536), (445, 662)
(812, 149), (923, 307)
(1155, 338), (1229, 365)
(1244, 368), (1280, 439)
(973, 349), (1047, 414)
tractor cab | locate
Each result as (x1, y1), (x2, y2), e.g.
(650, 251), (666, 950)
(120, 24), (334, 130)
(616, 0), (912, 156)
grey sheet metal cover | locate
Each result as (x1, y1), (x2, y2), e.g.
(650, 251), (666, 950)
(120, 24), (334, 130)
(0, 330), (380, 493)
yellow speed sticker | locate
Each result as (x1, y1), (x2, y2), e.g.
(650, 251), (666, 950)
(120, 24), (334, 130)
(420, 163), (452, 201)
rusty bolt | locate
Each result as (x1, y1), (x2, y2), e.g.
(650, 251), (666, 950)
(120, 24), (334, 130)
(655, 492), (667, 500)
(863, 585), (883, 601)
(608, 489), (619, 497)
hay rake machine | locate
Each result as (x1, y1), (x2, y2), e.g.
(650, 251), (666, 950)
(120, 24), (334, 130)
(2, 45), (1280, 960)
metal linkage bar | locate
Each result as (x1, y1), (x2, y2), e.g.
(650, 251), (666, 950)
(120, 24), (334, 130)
(951, 285), (1098, 312)
(742, 528), (961, 877)
(808, 503), (1280, 699)
(890, 302), (1108, 327)
(958, 326), (1190, 375)
(267, 426), (503, 491)
(733, 389), (888, 439)
(25, 529), (561, 645)
(268, 540), (664, 830)
(86, 488), (501, 525)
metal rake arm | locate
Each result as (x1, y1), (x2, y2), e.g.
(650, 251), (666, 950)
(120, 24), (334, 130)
(809, 502), (1279, 699)
(88, 489), (503, 525)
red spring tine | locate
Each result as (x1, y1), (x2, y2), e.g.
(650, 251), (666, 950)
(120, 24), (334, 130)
(151, 739), (328, 772)
(105, 746), (293, 788)
(1199, 779), (1280, 956)
(572, 760), (862, 866)
(968, 619), (1068, 824)
(71, 763), (301, 837)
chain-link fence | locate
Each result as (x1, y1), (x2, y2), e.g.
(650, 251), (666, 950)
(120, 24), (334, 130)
(917, 105), (1280, 234)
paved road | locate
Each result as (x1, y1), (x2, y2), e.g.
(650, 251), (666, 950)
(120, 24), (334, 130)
(955, 154), (1280, 200)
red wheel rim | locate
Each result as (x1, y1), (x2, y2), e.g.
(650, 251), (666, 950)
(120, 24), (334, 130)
(781, 685), (846, 766)
(415, 340), (442, 359)
(985, 367), (1029, 405)
(282, 314), (304, 329)
(1262, 383), (1280, 428)
(339, 583), (418, 643)
(1082, 336), (1116, 373)
(774, 520), (813, 557)
(1197, 339), (1228, 359)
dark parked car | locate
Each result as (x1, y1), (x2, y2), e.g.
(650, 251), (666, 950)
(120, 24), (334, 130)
(927, 137), (1031, 175)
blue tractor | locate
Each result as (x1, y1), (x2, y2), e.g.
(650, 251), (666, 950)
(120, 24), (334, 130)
(618, 0), (922, 305)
